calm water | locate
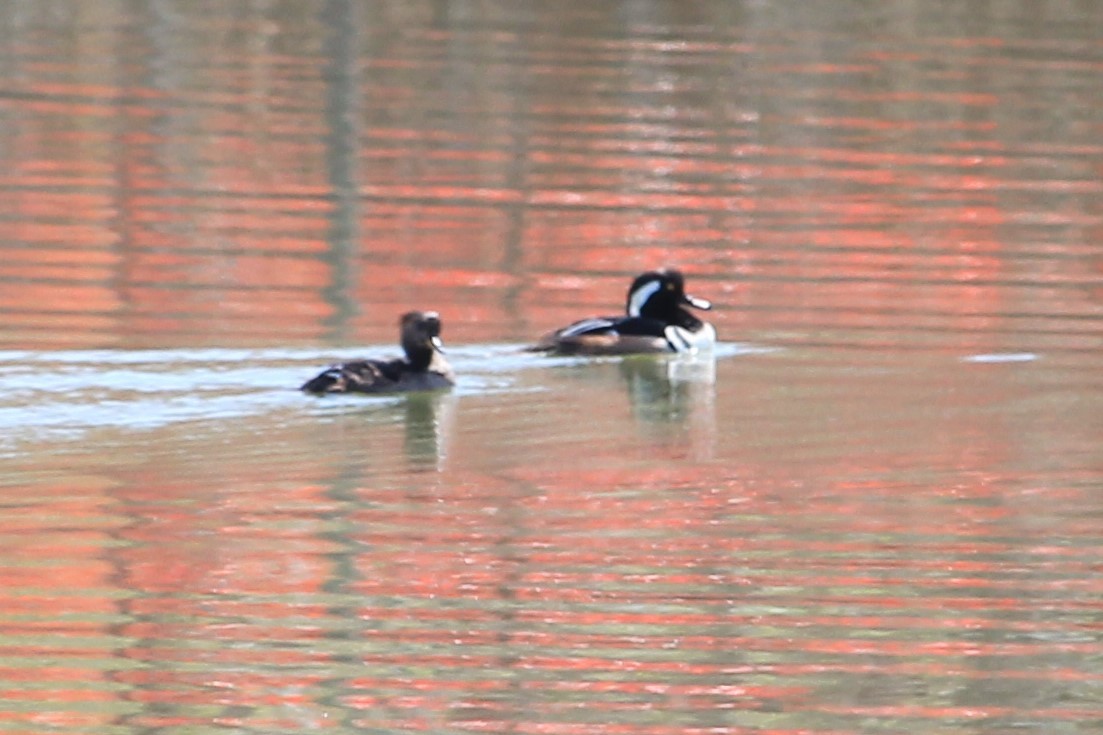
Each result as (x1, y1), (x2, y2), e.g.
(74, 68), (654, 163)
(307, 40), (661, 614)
(1, 1), (1102, 733)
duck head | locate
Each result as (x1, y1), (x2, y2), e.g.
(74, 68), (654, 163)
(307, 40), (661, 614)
(625, 269), (712, 321)
(401, 310), (445, 369)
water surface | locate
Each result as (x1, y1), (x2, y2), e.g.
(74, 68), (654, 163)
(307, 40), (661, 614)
(1, 1), (1102, 733)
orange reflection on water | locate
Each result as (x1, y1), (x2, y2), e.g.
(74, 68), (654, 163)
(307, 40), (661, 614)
(1, 2), (1102, 733)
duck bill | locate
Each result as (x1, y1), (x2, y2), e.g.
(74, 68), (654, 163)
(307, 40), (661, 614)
(683, 294), (712, 311)
(431, 335), (446, 353)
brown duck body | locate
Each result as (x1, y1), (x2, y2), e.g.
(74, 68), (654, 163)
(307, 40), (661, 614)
(301, 311), (454, 395)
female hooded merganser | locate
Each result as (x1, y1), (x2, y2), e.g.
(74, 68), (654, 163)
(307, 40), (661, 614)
(301, 311), (455, 394)
(529, 268), (716, 355)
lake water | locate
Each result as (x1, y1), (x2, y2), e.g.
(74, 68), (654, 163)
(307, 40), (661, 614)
(1, 1), (1101, 733)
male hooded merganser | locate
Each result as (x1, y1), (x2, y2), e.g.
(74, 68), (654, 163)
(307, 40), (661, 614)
(301, 311), (455, 394)
(529, 268), (716, 355)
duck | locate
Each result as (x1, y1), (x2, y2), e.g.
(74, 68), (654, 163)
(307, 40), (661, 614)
(301, 311), (454, 395)
(529, 268), (716, 355)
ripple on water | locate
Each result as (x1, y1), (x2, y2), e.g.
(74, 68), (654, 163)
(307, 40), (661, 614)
(0, 343), (756, 452)
(962, 352), (1040, 364)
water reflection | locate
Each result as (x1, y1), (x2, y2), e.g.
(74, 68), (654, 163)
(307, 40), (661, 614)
(299, 392), (457, 479)
(401, 392), (456, 471)
(0, 345), (1101, 733)
(620, 353), (716, 425)
(1, 0), (1102, 733)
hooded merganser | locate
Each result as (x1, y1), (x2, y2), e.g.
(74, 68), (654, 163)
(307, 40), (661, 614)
(529, 268), (716, 355)
(301, 311), (455, 395)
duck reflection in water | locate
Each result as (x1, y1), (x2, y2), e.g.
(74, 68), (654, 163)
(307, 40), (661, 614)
(305, 389), (457, 474)
(619, 353), (716, 427)
(401, 390), (456, 472)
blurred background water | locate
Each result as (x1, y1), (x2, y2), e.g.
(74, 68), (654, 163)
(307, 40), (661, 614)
(0, 1), (1101, 733)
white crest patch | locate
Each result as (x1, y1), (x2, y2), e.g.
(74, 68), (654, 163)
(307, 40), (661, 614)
(627, 279), (663, 317)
